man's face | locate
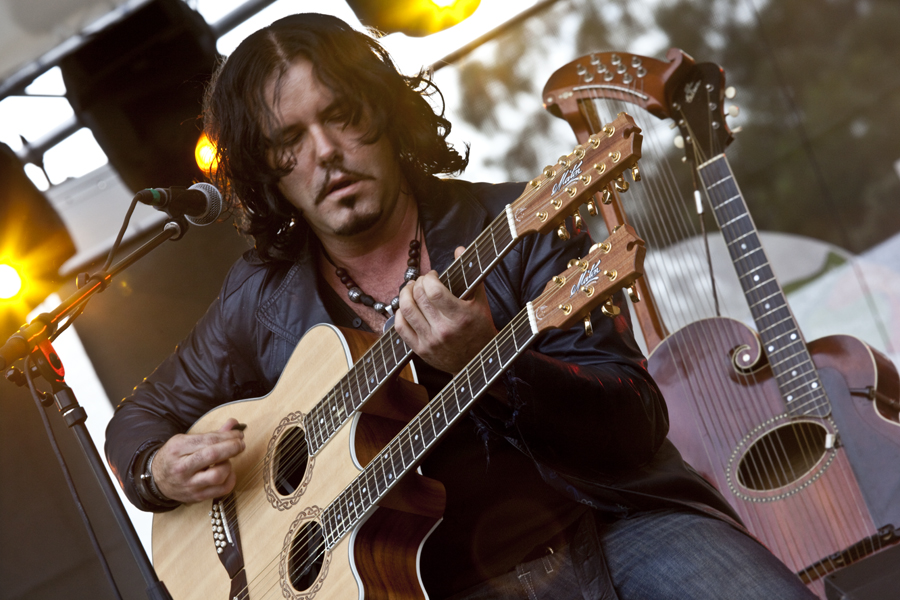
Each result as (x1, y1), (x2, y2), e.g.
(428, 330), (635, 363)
(266, 58), (402, 240)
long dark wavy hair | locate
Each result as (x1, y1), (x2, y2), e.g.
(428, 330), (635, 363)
(203, 13), (469, 262)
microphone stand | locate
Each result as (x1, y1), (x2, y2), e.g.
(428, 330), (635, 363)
(1, 218), (189, 600)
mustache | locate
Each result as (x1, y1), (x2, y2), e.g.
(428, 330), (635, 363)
(314, 165), (374, 205)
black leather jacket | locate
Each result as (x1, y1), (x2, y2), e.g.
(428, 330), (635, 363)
(105, 176), (740, 592)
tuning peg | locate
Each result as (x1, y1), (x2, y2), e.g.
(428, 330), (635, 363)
(627, 285), (640, 303)
(572, 209), (584, 231)
(583, 315), (594, 337)
(586, 198), (598, 216)
(631, 163), (641, 182)
(530, 178), (541, 189)
(614, 176), (629, 193)
(557, 224), (570, 241)
(558, 155), (571, 168)
(674, 135), (685, 149)
(543, 165), (556, 178)
(589, 241), (611, 254)
(601, 298), (621, 318)
(572, 145), (586, 159)
(601, 187), (613, 204)
(567, 258), (588, 271)
(725, 86), (737, 99)
(603, 269), (618, 281)
(727, 105), (740, 118)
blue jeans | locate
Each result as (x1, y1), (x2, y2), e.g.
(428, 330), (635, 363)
(447, 509), (815, 599)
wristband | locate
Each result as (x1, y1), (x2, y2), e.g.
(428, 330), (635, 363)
(138, 448), (179, 508)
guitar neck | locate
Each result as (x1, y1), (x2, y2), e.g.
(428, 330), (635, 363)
(321, 306), (538, 549)
(305, 209), (519, 454)
(697, 155), (830, 417)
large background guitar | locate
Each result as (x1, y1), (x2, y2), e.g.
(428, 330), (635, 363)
(229, 225), (645, 600)
(151, 116), (644, 600)
(649, 62), (900, 595)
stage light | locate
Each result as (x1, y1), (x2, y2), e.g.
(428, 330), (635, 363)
(195, 133), (218, 175)
(0, 264), (23, 300)
(346, 0), (481, 36)
(0, 142), (75, 319)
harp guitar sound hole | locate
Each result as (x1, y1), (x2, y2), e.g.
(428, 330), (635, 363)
(736, 421), (829, 491)
(274, 426), (310, 496)
(289, 522), (326, 591)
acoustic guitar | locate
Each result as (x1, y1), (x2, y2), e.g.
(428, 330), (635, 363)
(208, 224), (644, 600)
(151, 115), (644, 599)
(651, 62), (900, 593)
(544, 51), (900, 595)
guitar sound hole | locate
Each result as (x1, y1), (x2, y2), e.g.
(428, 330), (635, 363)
(274, 426), (310, 496)
(737, 421), (828, 491)
(288, 522), (325, 591)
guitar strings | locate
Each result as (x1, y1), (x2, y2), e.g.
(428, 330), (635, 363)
(189, 156), (630, 595)
(236, 305), (537, 599)
(206, 207), (517, 527)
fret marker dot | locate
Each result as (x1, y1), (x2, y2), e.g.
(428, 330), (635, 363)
(765, 303), (770, 310)
(741, 353), (750, 363)
(792, 370), (797, 376)
(811, 382), (818, 389)
(362, 487), (367, 493)
(753, 275), (760, 282)
(395, 339), (400, 344)
(767, 345), (774, 352)
(414, 434), (419, 440)
(790, 334), (797, 340)
(469, 261), (473, 267)
(436, 412), (441, 419)
(461, 387), (465, 393)
(741, 243), (747, 250)
(370, 377), (374, 383)
(320, 418), (324, 424)
(388, 473), (393, 480)
(787, 395), (794, 401)
(489, 358), (494, 363)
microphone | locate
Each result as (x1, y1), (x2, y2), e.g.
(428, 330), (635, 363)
(134, 182), (223, 225)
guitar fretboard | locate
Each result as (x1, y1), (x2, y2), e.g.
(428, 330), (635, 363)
(321, 305), (537, 549)
(698, 155), (830, 417)
(305, 209), (518, 454)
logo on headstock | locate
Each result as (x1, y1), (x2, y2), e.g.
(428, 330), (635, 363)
(684, 80), (701, 104)
(552, 160), (584, 195)
(570, 260), (602, 297)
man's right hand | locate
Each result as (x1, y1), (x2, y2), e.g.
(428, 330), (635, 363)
(152, 418), (246, 504)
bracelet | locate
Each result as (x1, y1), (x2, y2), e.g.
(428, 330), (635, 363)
(139, 448), (176, 506)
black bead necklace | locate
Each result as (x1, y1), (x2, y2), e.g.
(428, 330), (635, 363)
(329, 223), (421, 318)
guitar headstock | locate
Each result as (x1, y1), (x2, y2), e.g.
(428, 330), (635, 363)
(511, 112), (643, 241)
(669, 62), (735, 167)
(531, 224), (645, 335)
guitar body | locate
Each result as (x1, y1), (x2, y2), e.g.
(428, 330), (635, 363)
(650, 317), (900, 589)
(152, 323), (444, 600)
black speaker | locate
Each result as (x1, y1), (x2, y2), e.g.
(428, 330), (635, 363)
(824, 543), (900, 599)
(59, 0), (218, 193)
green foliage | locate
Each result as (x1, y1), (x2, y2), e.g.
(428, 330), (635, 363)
(449, 0), (900, 252)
